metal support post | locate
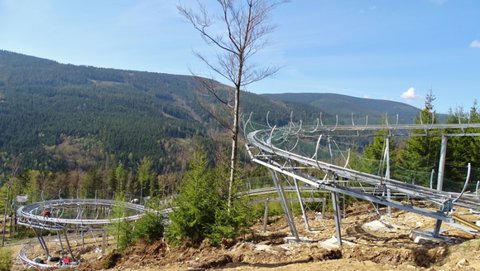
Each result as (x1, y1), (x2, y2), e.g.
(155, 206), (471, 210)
(294, 177), (311, 231)
(263, 198), (270, 232)
(63, 230), (75, 261)
(269, 170), (299, 241)
(433, 218), (443, 238)
(57, 231), (65, 253)
(433, 200), (452, 237)
(437, 135), (447, 191)
(385, 136), (391, 216)
(32, 227), (50, 257)
(331, 191), (342, 247)
(429, 169), (435, 190)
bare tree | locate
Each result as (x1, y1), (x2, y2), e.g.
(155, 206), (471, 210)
(178, 0), (284, 208)
(1, 155), (20, 246)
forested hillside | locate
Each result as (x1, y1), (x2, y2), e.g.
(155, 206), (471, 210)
(264, 93), (425, 124)
(0, 50), (429, 173)
(0, 50), (324, 172)
(0, 50), (209, 171)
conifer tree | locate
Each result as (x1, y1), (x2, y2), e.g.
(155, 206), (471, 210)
(115, 163), (127, 194)
(444, 101), (480, 190)
(137, 157), (154, 203)
(166, 145), (252, 246)
(24, 170), (41, 202)
(108, 193), (132, 251)
(396, 91), (440, 186)
(166, 148), (217, 244)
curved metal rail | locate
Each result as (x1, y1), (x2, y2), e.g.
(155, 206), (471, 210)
(248, 129), (479, 211)
(18, 243), (78, 270)
(16, 198), (147, 270)
(17, 198), (146, 230)
(246, 124), (480, 241)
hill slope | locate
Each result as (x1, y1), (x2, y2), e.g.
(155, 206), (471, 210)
(0, 50), (426, 171)
(263, 93), (422, 124)
(0, 50), (319, 170)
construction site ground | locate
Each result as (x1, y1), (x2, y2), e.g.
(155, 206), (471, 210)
(71, 202), (480, 271)
(5, 202), (480, 270)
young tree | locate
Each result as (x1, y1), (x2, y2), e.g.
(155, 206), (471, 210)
(444, 102), (480, 190)
(178, 0), (284, 208)
(352, 129), (395, 176)
(108, 193), (132, 252)
(166, 148), (217, 245)
(79, 169), (100, 198)
(115, 163), (127, 194)
(24, 170), (41, 203)
(166, 145), (252, 246)
(132, 212), (164, 244)
(396, 91), (440, 186)
(136, 157), (154, 204)
(1, 156), (20, 246)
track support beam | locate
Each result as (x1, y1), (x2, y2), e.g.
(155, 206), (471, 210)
(270, 169), (299, 241)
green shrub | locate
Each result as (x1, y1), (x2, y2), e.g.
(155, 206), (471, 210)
(208, 196), (252, 245)
(165, 150), (218, 245)
(133, 212), (164, 244)
(108, 193), (133, 252)
(165, 147), (252, 246)
(0, 248), (12, 271)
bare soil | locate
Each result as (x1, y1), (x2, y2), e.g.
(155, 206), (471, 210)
(14, 202), (480, 270)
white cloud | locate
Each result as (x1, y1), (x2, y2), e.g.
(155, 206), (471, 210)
(470, 40), (480, 48)
(401, 87), (421, 101)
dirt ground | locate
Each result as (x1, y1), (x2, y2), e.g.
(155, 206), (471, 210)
(75, 202), (480, 271)
(11, 202), (480, 270)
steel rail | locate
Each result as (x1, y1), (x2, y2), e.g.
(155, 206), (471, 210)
(16, 199), (146, 231)
(297, 123), (480, 133)
(247, 129), (480, 211)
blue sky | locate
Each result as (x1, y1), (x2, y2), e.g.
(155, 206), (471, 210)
(1, 0), (479, 114)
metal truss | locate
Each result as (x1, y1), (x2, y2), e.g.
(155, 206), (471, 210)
(245, 122), (480, 245)
(16, 198), (146, 269)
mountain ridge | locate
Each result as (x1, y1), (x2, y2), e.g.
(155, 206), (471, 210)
(0, 50), (429, 171)
(262, 92), (424, 124)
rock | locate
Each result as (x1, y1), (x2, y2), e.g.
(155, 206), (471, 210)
(456, 258), (469, 267)
(403, 264), (417, 270)
(279, 244), (292, 251)
(254, 244), (272, 252)
(231, 242), (245, 251)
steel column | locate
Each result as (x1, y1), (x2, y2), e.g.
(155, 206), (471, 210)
(269, 169), (299, 241)
(331, 190), (342, 247)
(63, 230), (75, 261)
(294, 177), (311, 231)
(385, 136), (391, 216)
(437, 135), (447, 191)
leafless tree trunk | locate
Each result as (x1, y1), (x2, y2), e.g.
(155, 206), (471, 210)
(2, 155), (20, 247)
(178, 0), (283, 209)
